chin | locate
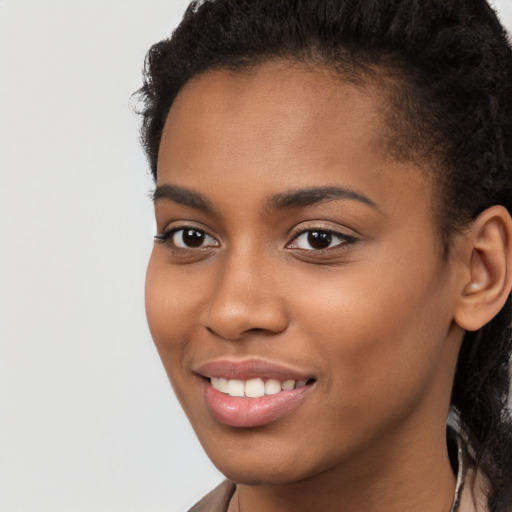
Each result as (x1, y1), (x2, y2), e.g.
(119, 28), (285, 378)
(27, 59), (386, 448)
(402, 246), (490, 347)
(195, 426), (333, 487)
(213, 459), (312, 486)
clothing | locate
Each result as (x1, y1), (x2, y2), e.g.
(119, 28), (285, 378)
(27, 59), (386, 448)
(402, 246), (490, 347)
(188, 480), (236, 512)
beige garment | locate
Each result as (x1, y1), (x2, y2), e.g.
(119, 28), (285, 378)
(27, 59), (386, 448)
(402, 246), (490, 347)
(188, 480), (236, 512)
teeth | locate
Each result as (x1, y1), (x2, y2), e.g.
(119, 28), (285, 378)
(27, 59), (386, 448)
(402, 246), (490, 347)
(227, 379), (245, 397)
(245, 378), (265, 398)
(210, 377), (310, 397)
(211, 377), (228, 393)
(264, 379), (281, 395)
(281, 380), (295, 391)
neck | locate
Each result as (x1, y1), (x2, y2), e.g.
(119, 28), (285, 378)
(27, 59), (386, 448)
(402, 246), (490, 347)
(231, 423), (457, 512)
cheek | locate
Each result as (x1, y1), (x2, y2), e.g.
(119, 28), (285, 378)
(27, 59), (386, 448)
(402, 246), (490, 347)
(145, 251), (208, 417)
(288, 256), (452, 409)
(145, 251), (202, 360)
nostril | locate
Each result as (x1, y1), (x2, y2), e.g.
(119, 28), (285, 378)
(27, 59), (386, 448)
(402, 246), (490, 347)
(205, 324), (282, 341)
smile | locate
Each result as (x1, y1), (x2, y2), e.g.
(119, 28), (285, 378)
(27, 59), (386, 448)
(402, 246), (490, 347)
(196, 359), (316, 427)
(210, 377), (310, 398)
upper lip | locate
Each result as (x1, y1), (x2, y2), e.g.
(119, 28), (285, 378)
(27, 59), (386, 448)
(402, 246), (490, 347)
(194, 359), (315, 381)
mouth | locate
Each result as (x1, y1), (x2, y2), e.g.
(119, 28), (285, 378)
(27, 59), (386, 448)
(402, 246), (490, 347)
(195, 360), (316, 428)
(207, 376), (315, 398)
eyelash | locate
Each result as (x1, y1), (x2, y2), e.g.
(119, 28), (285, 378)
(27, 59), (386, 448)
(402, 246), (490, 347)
(154, 226), (357, 252)
(154, 227), (218, 249)
(287, 228), (357, 252)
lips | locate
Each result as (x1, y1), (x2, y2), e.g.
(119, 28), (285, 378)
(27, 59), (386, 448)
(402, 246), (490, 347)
(195, 359), (316, 428)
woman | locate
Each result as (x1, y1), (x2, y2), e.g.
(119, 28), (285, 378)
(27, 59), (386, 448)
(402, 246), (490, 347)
(136, 1), (512, 511)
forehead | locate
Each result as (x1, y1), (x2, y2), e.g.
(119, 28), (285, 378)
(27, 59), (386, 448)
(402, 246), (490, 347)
(161, 60), (389, 169)
(157, 61), (432, 226)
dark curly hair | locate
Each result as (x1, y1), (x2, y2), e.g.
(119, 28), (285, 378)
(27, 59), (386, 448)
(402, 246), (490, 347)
(136, 1), (512, 510)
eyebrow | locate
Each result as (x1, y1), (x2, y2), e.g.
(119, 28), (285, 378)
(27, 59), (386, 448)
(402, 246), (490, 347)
(152, 184), (213, 213)
(267, 186), (378, 212)
(152, 184), (377, 214)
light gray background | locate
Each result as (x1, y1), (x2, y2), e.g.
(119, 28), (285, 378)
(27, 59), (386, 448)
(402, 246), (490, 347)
(1, 1), (511, 511)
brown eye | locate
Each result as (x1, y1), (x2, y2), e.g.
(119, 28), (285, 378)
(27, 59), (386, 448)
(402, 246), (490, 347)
(172, 228), (219, 248)
(154, 227), (219, 249)
(288, 229), (357, 251)
(307, 231), (332, 250)
(177, 229), (206, 248)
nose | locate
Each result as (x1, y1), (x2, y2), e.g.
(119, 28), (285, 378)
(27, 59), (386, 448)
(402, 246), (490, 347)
(203, 251), (289, 341)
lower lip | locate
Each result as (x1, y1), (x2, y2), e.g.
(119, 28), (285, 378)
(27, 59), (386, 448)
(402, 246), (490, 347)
(202, 380), (313, 428)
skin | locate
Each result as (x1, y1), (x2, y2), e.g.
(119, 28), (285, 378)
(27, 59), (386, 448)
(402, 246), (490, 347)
(145, 61), (511, 512)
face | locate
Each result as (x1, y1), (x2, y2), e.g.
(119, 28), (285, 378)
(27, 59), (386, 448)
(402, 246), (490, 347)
(146, 62), (464, 485)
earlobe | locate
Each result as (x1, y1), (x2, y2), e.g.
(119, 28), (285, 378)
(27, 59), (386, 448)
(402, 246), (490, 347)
(454, 205), (512, 332)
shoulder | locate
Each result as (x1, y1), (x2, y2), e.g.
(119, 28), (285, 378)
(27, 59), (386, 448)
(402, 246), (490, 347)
(187, 480), (236, 512)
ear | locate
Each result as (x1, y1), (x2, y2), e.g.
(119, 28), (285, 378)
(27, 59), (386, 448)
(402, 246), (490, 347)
(454, 205), (512, 332)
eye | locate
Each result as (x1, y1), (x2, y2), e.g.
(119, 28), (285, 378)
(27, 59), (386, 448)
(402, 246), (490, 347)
(288, 229), (356, 251)
(155, 227), (219, 249)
